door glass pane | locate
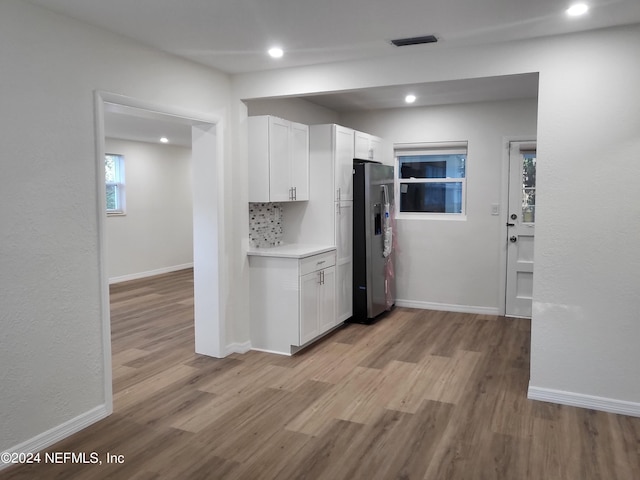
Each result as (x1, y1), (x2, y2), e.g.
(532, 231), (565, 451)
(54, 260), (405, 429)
(522, 153), (536, 223)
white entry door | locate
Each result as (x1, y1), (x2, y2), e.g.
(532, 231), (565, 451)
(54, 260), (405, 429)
(505, 142), (536, 318)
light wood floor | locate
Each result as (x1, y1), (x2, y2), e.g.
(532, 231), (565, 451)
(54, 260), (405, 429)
(4, 268), (640, 479)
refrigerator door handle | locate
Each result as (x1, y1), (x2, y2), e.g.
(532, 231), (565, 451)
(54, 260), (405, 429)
(381, 184), (388, 206)
(381, 184), (392, 258)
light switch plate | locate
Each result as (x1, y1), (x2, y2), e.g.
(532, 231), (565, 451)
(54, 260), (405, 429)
(491, 203), (500, 216)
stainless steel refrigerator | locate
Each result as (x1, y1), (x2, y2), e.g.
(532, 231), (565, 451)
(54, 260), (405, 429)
(352, 161), (395, 323)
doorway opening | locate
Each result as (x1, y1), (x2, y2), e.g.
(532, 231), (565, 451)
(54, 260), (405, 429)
(505, 141), (537, 318)
(94, 92), (224, 415)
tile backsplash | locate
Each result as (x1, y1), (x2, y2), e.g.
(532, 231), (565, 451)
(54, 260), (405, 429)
(249, 203), (283, 248)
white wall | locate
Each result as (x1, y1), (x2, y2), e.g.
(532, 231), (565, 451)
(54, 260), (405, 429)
(232, 24), (640, 412)
(105, 138), (193, 282)
(0, 0), (232, 455)
(530, 29), (640, 407)
(340, 98), (538, 312)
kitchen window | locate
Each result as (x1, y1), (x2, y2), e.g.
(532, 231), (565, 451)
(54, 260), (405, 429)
(105, 153), (125, 214)
(395, 142), (467, 217)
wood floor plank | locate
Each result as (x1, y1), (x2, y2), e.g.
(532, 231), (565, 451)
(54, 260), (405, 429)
(285, 366), (381, 435)
(4, 268), (640, 479)
(209, 380), (333, 464)
(384, 358), (448, 413)
(268, 341), (355, 390)
(422, 349), (484, 404)
(221, 429), (314, 480)
(272, 419), (366, 480)
(113, 363), (200, 411)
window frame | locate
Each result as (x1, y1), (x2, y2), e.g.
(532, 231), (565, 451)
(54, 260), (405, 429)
(394, 142), (468, 220)
(105, 153), (126, 215)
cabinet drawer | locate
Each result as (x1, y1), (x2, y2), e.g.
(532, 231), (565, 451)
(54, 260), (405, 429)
(300, 251), (336, 276)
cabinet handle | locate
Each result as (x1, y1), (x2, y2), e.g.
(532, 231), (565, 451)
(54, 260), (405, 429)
(317, 260), (325, 265)
(294, 186), (297, 200)
(321, 270), (325, 285)
(336, 188), (341, 202)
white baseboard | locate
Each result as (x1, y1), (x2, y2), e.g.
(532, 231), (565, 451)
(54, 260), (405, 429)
(0, 404), (110, 471)
(109, 263), (193, 284)
(528, 385), (640, 418)
(250, 347), (291, 357)
(225, 341), (252, 356)
(395, 299), (500, 316)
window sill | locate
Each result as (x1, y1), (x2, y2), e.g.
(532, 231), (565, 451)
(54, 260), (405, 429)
(397, 213), (467, 221)
(107, 211), (126, 217)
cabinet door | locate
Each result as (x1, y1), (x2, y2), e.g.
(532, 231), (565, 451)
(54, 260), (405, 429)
(269, 116), (293, 202)
(300, 270), (320, 345)
(336, 261), (352, 323)
(369, 135), (382, 162)
(354, 131), (372, 160)
(248, 116), (270, 202)
(290, 122), (309, 201)
(335, 201), (353, 322)
(319, 266), (337, 333)
(335, 201), (353, 263)
(334, 125), (354, 201)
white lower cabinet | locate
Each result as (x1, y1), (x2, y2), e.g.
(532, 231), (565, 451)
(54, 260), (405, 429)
(300, 263), (336, 345)
(249, 250), (337, 355)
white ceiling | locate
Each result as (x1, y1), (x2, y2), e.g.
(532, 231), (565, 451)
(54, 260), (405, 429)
(62, 0), (634, 142)
(104, 74), (539, 147)
(104, 103), (194, 148)
(302, 74), (539, 112)
(25, 0), (640, 75)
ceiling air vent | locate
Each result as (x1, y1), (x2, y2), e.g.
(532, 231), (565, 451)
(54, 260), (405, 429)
(390, 35), (438, 47)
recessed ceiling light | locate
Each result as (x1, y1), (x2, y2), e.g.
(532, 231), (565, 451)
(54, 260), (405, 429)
(405, 94), (417, 104)
(566, 3), (589, 16)
(268, 47), (284, 58)
(160, 137), (169, 143)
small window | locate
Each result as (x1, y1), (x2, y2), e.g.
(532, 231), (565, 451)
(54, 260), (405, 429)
(395, 142), (467, 217)
(105, 154), (125, 214)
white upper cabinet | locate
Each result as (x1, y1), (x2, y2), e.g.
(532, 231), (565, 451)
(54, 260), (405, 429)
(290, 121), (310, 201)
(354, 130), (383, 163)
(267, 116), (291, 202)
(248, 115), (309, 202)
(334, 125), (355, 201)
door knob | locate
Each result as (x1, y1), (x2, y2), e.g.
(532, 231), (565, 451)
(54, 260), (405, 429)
(510, 236), (517, 243)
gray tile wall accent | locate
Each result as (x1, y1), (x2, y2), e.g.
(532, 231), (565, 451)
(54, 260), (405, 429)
(249, 203), (283, 248)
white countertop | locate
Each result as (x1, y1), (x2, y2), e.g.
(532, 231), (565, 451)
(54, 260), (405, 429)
(247, 244), (335, 259)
